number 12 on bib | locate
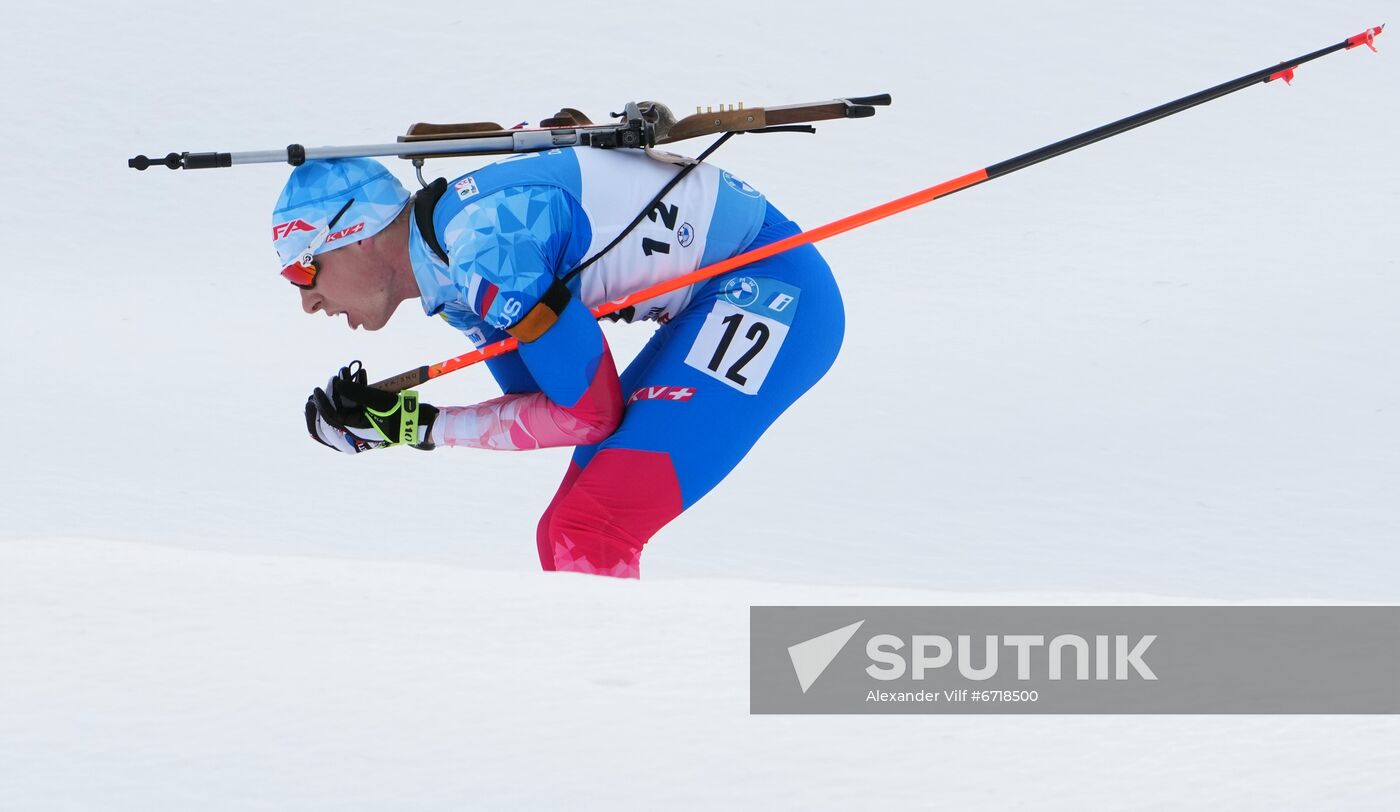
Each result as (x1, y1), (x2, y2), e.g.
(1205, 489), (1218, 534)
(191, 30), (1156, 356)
(684, 276), (800, 395)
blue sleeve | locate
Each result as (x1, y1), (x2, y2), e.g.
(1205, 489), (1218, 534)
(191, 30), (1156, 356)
(444, 185), (602, 408)
(517, 295), (604, 408)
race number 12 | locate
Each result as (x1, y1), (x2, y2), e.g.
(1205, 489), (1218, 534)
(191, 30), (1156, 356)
(684, 277), (799, 395)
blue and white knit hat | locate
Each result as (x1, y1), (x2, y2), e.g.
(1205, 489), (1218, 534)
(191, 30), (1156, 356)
(271, 158), (410, 271)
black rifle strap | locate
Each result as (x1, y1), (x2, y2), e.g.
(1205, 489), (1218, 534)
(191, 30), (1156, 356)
(561, 132), (736, 286)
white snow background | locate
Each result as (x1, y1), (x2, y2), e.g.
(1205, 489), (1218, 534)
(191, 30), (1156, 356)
(1, 0), (1397, 808)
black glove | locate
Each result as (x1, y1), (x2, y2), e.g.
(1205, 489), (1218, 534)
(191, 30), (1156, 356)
(303, 362), (439, 454)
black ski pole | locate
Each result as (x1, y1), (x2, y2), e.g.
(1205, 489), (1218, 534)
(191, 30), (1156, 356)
(982, 25), (1383, 181)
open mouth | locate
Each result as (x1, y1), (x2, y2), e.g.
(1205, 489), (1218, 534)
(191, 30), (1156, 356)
(325, 309), (356, 329)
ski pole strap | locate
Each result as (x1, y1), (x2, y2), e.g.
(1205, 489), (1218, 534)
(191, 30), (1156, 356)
(397, 392), (420, 445)
(367, 390), (421, 445)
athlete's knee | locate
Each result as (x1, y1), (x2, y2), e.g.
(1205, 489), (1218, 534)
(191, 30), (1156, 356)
(545, 486), (645, 579)
(541, 448), (685, 579)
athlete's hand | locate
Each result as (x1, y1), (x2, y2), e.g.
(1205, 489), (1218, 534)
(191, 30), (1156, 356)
(303, 362), (438, 454)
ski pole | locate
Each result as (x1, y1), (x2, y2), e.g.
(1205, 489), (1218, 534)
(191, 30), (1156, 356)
(371, 25), (1384, 393)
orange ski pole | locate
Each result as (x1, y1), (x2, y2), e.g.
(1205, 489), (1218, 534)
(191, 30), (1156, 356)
(372, 25), (1383, 393)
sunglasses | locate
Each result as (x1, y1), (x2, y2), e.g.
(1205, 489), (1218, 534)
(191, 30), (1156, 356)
(280, 197), (355, 289)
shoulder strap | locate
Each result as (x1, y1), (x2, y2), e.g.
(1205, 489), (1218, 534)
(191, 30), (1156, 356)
(561, 132), (735, 286)
(413, 178), (450, 264)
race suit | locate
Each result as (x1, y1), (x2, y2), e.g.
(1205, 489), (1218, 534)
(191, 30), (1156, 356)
(408, 147), (844, 577)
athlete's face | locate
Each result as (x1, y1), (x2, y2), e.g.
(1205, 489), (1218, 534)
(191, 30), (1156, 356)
(297, 238), (396, 331)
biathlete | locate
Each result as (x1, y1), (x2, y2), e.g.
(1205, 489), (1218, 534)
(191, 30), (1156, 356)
(276, 147), (843, 577)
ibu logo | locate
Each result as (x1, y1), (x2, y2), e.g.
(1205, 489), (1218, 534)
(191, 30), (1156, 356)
(764, 292), (795, 313)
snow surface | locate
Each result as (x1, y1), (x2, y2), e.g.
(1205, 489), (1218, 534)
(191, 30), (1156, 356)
(2, 0), (1398, 808)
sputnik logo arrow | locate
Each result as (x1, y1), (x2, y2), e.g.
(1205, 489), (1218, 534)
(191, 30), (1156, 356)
(787, 620), (865, 693)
